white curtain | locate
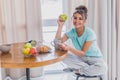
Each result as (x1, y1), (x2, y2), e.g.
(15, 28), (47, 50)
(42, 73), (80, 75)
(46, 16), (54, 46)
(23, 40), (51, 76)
(0, 0), (43, 44)
(117, 0), (120, 80)
(0, 0), (43, 79)
(87, 0), (120, 80)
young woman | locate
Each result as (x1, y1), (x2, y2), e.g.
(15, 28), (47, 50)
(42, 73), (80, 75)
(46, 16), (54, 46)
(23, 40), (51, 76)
(54, 5), (107, 77)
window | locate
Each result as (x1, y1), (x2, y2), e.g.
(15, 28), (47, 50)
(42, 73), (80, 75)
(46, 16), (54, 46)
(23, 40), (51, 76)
(40, 0), (66, 43)
(40, 0), (67, 72)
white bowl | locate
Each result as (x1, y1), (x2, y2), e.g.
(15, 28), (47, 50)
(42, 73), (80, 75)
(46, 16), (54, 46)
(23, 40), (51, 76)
(0, 44), (11, 53)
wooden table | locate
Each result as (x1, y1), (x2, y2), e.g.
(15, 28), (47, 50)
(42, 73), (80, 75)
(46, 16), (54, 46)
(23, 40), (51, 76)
(0, 42), (67, 80)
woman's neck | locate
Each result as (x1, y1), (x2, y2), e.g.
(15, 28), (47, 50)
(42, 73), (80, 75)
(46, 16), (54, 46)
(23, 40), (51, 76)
(76, 26), (84, 37)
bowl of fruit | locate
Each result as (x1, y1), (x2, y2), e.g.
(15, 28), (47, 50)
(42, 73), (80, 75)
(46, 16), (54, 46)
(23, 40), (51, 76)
(22, 40), (37, 57)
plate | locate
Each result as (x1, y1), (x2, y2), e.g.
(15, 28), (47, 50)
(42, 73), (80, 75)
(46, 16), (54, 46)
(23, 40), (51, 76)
(36, 45), (52, 54)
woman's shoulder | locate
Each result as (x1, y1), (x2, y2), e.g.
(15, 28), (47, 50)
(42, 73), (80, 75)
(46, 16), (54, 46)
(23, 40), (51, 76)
(66, 27), (76, 36)
(85, 26), (93, 31)
(85, 26), (95, 34)
(67, 27), (76, 33)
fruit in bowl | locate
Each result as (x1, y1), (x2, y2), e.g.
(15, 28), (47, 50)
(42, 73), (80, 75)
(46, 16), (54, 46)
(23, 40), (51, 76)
(26, 40), (37, 47)
(24, 43), (32, 48)
(31, 40), (37, 47)
(0, 44), (11, 53)
(22, 47), (30, 57)
(22, 41), (37, 57)
(29, 47), (37, 55)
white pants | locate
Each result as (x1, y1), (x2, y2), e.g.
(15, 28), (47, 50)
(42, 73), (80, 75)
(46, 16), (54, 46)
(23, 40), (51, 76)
(63, 53), (107, 76)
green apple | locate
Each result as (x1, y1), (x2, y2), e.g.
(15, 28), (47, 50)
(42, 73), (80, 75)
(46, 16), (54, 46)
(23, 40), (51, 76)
(31, 40), (37, 47)
(60, 14), (67, 22)
(24, 43), (32, 48)
(22, 48), (30, 56)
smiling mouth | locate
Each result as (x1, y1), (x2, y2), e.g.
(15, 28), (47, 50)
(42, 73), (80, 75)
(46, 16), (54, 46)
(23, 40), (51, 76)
(75, 23), (81, 26)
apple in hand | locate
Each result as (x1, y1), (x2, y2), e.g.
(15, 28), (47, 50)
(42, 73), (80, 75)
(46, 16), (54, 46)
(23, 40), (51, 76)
(60, 14), (67, 22)
(30, 47), (37, 55)
(22, 48), (30, 56)
(24, 43), (32, 48)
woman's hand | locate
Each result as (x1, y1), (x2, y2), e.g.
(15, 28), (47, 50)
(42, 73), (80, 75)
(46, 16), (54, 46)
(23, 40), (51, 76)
(58, 43), (70, 51)
(58, 43), (85, 57)
(57, 16), (65, 27)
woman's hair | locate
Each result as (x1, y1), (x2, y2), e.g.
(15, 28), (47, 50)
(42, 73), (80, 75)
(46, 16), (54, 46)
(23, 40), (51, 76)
(73, 5), (88, 20)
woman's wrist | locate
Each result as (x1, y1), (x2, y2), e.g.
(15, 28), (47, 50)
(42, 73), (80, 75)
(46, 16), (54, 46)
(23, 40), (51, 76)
(58, 25), (63, 28)
(57, 26), (63, 31)
(67, 45), (72, 51)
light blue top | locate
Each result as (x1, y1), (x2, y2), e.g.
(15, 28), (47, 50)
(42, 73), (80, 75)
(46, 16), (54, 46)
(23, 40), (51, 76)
(66, 26), (103, 57)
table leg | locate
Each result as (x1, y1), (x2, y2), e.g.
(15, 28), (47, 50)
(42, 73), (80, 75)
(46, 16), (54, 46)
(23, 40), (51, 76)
(26, 68), (30, 80)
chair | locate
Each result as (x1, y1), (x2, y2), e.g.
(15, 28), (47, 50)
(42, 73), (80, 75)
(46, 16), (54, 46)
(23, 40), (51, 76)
(75, 73), (102, 80)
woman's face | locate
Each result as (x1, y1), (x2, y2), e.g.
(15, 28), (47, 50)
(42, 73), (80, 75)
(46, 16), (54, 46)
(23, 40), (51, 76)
(73, 13), (86, 28)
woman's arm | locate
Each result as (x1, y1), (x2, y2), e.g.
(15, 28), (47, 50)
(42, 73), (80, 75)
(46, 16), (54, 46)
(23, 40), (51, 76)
(59, 41), (92, 57)
(55, 16), (68, 42)
(82, 41), (92, 53)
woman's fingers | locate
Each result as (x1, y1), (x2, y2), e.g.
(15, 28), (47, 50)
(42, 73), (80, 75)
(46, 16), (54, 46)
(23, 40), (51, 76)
(58, 43), (67, 50)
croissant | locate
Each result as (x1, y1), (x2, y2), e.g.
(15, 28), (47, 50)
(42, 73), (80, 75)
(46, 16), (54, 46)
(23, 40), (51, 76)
(39, 45), (50, 52)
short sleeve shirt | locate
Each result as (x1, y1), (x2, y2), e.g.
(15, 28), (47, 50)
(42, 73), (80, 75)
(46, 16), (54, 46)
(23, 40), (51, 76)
(66, 26), (103, 57)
